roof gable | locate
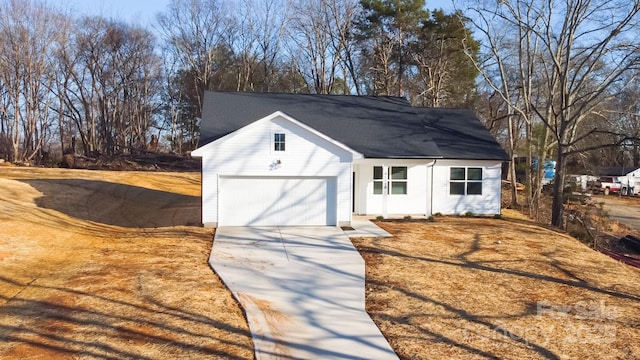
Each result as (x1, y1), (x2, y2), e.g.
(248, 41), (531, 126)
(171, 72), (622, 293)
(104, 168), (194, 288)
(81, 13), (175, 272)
(197, 92), (508, 161)
(192, 111), (362, 159)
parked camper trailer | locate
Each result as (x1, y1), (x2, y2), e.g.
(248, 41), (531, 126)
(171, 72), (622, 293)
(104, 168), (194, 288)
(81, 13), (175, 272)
(620, 170), (640, 196)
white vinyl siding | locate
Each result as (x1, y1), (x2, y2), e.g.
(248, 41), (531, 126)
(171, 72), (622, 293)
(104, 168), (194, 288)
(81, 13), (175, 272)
(197, 114), (355, 226)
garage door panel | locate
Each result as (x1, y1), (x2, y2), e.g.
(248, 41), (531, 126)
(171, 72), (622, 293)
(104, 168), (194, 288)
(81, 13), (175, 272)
(219, 177), (336, 226)
(222, 178), (275, 226)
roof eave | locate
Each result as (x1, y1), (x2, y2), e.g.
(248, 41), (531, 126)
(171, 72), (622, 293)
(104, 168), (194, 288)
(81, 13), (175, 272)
(364, 156), (444, 159)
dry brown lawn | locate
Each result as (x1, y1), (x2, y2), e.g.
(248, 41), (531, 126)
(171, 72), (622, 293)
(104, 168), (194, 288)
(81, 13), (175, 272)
(352, 212), (640, 359)
(4, 167), (640, 359)
(0, 167), (253, 359)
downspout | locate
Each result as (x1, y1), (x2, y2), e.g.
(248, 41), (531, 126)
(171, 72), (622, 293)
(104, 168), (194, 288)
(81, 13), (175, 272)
(382, 164), (388, 219)
(430, 159), (438, 216)
(192, 152), (205, 227)
(201, 160), (205, 227)
(349, 161), (354, 225)
(500, 160), (504, 215)
(215, 173), (219, 228)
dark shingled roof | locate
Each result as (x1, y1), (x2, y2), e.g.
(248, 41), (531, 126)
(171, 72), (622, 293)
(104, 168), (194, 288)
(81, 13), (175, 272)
(597, 167), (639, 176)
(417, 107), (509, 160)
(198, 92), (508, 160)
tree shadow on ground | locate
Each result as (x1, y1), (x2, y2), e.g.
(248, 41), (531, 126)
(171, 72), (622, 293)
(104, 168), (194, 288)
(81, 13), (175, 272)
(21, 179), (200, 228)
(0, 275), (253, 359)
(354, 222), (640, 359)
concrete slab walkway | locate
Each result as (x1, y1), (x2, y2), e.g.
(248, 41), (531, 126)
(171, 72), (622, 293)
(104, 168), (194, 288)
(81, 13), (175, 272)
(344, 216), (393, 238)
(210, 227), (398, 360)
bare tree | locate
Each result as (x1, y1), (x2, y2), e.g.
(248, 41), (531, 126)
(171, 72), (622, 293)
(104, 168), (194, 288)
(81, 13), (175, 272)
(289, 0), (358, 94)
(229, 0), (291, 92)
(462, 0), (542, 210)
(227, 1), (261, 92)
(57, 16), (162, 156)
(289, 0), (334, 93)
(157, 45), (185, 153)
(588, 72), (640, 169)
(463, 0), (640, 227)
(157, 0), (230, 149)
(0, 0), (64, 163)
(611, 74), (640, 167)
(329, 0), (365, 95)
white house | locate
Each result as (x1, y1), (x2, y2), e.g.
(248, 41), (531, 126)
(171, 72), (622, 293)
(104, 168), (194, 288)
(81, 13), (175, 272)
(192, 92), (509, 227)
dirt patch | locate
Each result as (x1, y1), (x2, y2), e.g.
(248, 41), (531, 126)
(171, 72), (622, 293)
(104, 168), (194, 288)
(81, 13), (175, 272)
(237, 292), (291, 357)
(60, 152), (201, 172)
(353, 215), (640, 360)
(0, 168), (253, 359)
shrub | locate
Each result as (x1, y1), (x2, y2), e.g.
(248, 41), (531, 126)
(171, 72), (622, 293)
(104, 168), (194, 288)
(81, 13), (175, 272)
(464, 211), (474, 217)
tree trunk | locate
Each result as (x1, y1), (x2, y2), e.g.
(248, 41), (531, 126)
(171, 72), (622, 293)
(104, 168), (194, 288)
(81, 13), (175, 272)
(551, 145), (565, 227)
(509, 155), (518, 207)
(525, 122), (533, 213)
(507, 114), (518, 207)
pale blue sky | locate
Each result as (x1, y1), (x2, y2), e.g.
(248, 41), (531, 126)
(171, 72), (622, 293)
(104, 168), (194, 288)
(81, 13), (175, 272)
(57, 0), (456, 27)
(55, 0), (170, 26)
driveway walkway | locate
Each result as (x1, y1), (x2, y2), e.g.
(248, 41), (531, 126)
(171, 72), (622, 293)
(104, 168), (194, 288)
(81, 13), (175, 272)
(210, 226), (398, 360)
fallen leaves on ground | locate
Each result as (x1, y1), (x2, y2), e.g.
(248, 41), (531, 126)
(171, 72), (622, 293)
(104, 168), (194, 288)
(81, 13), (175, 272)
(353, 215), (640, 360)
(0, 168), (253, 359)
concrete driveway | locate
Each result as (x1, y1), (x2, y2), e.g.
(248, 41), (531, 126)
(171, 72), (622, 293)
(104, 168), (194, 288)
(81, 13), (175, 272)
(210, 226), (398, 360)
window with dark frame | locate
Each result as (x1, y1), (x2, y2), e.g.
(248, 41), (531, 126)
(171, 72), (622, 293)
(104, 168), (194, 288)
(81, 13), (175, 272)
(450, 167), (483, 195)
(373, 166), (408, 195)
(373, 166), (383, 194)
(390, 166), (407, 194)
(274, 133), (285, 151)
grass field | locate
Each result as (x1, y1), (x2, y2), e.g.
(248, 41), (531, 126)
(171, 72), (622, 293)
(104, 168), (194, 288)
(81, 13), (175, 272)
(2, 167), (639, 359)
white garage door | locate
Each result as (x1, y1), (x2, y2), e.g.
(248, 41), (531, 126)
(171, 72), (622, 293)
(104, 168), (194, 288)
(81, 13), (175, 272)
(219, 176), (337, 226)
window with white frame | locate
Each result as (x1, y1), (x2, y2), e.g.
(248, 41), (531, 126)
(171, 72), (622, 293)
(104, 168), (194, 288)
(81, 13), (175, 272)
(373, 166), (408, 195)
(450, 167), (483, 195)
(274, 133), (285, 151)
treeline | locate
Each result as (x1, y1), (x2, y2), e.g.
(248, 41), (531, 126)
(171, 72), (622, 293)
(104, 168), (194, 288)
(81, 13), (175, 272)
(0, 0), (479, 164)
(0, 1), (162, 163)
